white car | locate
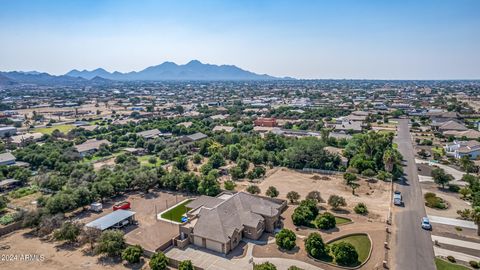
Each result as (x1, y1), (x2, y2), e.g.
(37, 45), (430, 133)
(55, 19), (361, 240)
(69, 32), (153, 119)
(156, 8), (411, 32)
(421, 217), (432, 230)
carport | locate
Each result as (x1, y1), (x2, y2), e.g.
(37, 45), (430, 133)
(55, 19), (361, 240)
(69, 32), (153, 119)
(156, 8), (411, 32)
(86, 210), (136, 231)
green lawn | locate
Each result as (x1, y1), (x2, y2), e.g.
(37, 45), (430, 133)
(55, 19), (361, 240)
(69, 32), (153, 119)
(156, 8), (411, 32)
(160, 199), (193, 222)
(435, 258), (470, 270)
(34, 124), (75, 134)
(335, 216), (352, 225)
(138, 155), (164, 167)
(329, 234), (371, 264)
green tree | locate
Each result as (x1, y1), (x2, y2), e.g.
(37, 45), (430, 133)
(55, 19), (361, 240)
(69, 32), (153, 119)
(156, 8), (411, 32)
(174, 156), (188, 171)
(354, 202), (368, 215)
(224, 180), (236, 191)
(314, 212), (336, 230)
(473, 206), (480, 236)
(254, 262), (277, 270)
(121, 245), (143, 264)
(331, 241), (359, 266)
(149, 252), (169, 270)
(328, 195), (347, 210)
(275, 228), (296, 250)
(209, 152), (226, 169)
(432, 167), (454, 189)
(179, 260), (194, 270)
(305, 232), (329, 259)
(92, 181), (114, 203)
(53, 222), (81, 243)
(95, 230), (125, 257)
(286, 191), (300, 204)
(306, 190), (324, 203)
(344, 172), (359, 195)
(266, 186), (279, 198)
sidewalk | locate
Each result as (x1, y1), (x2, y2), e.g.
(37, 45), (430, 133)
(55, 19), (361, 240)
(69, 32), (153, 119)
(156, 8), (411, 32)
(428, 215), (476, 229)
(432, 235), (480, 250)
(434, 246), (480, 262)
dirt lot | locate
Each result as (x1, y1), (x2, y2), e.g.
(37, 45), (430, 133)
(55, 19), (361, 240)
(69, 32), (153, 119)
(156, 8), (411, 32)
(0, 229), (135, 270)
(251, 168), (391, 220)
(76, 190), (191, 252)
(0, 190), (191, 270)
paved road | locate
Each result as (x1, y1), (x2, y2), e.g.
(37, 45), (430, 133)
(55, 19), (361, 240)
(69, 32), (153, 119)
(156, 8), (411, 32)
(393, 118), (436, 270)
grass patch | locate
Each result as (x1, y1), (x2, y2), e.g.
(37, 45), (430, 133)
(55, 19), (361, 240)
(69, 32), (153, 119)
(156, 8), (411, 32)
(34, 124), (75, 135)
(160, 199), (193, 222)
(435, 258), (470, 270)
(9, 186), (38, 199)
(329, 234), (371, 264)
(335, 216), (352, 225)
(138, 155), (164, 167)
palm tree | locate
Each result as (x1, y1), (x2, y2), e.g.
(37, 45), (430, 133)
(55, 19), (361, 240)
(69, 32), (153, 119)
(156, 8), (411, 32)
(472, 206), (480, 236)
(383, 149), (396, 173)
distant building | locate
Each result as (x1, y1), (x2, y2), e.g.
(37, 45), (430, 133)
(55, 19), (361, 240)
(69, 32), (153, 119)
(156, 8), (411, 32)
(437, 120), (468, 133)
(0, 152), (16, 166)
(0, 126), (17, 138)
(445, 140), (480, 160)
(137, 129), (162, 139)
(212, 125), (235, 133)
(75, 139), (111, 157)
(334, 121), (362, 133)
(181, 132), (208, 143)
(254, 118), (277, 127)
(10, 132), (44, 146)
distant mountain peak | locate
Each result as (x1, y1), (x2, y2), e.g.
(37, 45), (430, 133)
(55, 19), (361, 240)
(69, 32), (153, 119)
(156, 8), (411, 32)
(60, 60), (282, 81)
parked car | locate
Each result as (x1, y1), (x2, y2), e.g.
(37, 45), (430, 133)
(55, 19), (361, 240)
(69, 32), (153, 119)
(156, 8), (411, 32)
(113, 201), (131, 211)
(393, 191), (403, 206)
(421, 217), (432, 230)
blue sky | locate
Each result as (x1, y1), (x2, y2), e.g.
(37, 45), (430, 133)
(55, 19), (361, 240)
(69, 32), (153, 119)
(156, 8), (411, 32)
(0, 0), (479, 79)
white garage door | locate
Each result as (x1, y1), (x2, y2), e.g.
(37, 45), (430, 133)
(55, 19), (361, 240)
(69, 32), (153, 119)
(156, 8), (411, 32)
(206, 239), (223, 253)
(193, 236), (204, 247)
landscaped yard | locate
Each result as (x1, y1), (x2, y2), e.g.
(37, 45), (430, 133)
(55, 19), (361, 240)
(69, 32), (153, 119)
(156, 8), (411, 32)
(160, 199), (193, 222)
(435, 258), (470, 270)
(34, 124), (75, 134)
(335, 216), (352, 225)
(329, 234), (371, 264)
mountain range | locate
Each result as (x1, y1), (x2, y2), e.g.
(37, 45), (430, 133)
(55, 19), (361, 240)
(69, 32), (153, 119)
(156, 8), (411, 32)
(0, 60), (286, 86)
(65, 60), (280, 81)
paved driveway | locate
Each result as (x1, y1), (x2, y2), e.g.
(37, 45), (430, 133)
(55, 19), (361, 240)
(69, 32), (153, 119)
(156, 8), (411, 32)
(428, 215), (476, 229)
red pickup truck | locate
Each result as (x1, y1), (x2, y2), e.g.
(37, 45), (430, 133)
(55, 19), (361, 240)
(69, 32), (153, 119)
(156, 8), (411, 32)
(113, 201), (131, 211)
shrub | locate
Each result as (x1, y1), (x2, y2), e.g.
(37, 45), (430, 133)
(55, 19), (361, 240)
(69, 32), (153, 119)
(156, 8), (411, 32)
(305, 232), (329, 259)
(266, 186), (279, 198)
(331, 241), (359, 266)
(354, 203), (368, 215)
(469, 261), (479, 269)
(328, 195), (347, 210)
(314, 212), (336, 230)
(424, 193), (446, 209)
(179, 260), (194, 270)
(362, 169), (376, 177)
(447, 255), (456, 263)
(246, 185), (261, 195)
(288, 267), (304, 270)
(121, 245), (143, 264)
(286, 191), (300, 204)
(224, 180), (236, 191)
(448, 184), (460, 193)
(275, 228), (296, 250)
(254, 262), (277, 270)
(306, 191), (324, 203)
(343, 172), (357, 182)
(149, 252), (169, 270)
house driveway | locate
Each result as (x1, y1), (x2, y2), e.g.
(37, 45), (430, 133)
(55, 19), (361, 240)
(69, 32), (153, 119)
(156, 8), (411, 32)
(164, 241), (325, 270)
